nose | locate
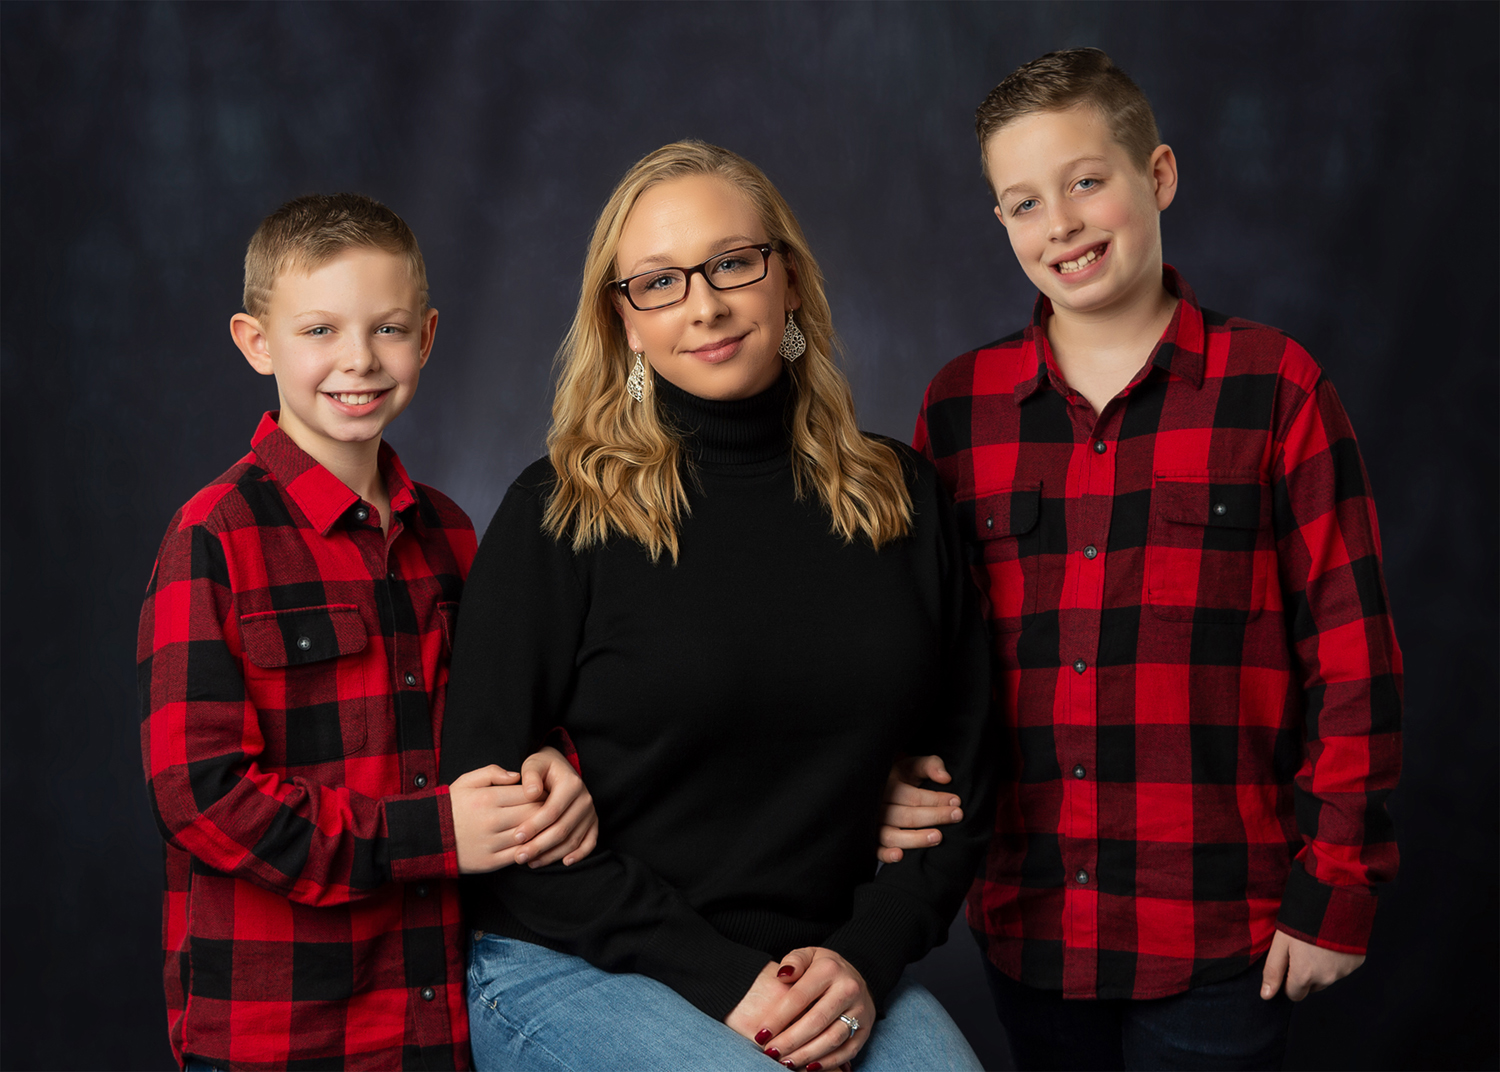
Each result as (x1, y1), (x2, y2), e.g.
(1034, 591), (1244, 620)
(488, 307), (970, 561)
(1047, 200), (1082, 242)
(343, 333), (380, 375)
(683, 269), (730, 322)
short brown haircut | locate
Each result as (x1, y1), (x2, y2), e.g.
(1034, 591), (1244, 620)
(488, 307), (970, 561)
(242, 193), (428, 318)
(975, 48), (1161, 188)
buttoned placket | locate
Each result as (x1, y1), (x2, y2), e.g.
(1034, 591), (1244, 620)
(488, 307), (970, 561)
(1044, 345), (1135, 997)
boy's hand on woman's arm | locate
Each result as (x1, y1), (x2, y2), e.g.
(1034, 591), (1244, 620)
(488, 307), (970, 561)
(876, 754), (963, 864)
(1260, 929), (1365, 1001)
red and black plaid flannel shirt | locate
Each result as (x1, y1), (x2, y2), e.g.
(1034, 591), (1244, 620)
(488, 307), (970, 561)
(914, 268), (1401, 1000)
(138, 413), (476, 1069)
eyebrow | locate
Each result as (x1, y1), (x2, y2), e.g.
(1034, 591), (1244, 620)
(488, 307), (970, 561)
(996, 156), (1111, 206)
(628, 234), (762, 272)
(288, 307), (414, 321)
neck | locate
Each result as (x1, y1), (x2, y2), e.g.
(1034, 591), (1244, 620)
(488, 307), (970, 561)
(1047, 266), (1177, 362)
(653, 372), (793, 467)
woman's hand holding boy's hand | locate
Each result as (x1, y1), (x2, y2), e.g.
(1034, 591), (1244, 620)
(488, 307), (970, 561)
(512, 746), (597, 867)
(726, 948), (871, 1070)
(876, 754), (963, 864)
(450, 747), (597, 874)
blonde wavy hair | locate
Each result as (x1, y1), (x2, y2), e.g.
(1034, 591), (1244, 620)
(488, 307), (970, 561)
(544, 140), (913, 563)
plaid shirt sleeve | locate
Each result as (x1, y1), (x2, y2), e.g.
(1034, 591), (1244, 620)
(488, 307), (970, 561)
(139, 506), (459, 907)
(1270, 373), (1402, 952)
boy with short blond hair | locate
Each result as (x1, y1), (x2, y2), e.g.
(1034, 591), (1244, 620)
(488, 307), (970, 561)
(139, 193), (594, 1070)
(910, 48), (1401, 1069)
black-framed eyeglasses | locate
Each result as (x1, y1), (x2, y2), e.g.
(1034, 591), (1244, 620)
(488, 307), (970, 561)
(611, 243), (777, 311)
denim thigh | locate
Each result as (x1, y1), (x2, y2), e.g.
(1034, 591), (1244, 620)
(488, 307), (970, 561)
(857, 974), (985, 1071)
(465, 933), (772, 1072)
(1122, 962), (1292, 1071)
(982, 954), (1293, 1072)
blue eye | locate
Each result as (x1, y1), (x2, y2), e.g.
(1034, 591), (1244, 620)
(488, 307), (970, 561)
(1076, 178), (1098, 192)
(1014, 198), (1038, 215)
(308, 326), (331, 336)
(643, 273), (680, 291)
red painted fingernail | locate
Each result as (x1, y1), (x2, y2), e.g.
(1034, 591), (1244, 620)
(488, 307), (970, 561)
(782, 1063), (795, 1070)
(764, 1048), (780, 1059)
(755, 1030), (772, 1045)
(808, 1064), (823, 1071)
(777, 965), (795, 978)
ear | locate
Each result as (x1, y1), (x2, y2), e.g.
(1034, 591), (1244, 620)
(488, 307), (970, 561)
(417, 307), (439, 369)
(1149, 144), (1178, 211)
(780, 248), (802, 313)
(230, 313), (274, 376)
(613, 298), (645, 354)
(992, 204), (1008, 228)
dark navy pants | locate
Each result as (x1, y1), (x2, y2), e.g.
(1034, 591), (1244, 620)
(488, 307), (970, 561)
(983, 956), (1294, 1071)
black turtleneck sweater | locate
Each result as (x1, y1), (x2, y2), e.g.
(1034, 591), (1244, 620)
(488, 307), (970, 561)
(440, 374), (996, 1020)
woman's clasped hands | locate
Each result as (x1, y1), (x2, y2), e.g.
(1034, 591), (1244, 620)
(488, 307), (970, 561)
(726, 947), (873, 1071)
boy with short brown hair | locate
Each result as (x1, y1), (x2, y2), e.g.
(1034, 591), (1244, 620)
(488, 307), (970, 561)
(909, 48), (1401, 1069)
(139, 193), (595, 1070)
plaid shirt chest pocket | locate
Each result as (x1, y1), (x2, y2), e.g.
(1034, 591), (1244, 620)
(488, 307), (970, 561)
(239, 604), (370, 763)
(1146, 470), (1273, 623)
(967, 483), (1041, 631)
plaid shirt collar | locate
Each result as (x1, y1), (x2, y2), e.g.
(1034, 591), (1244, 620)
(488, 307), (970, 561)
(249, 412), (423, 537)
(1015, 264), (1207, 403)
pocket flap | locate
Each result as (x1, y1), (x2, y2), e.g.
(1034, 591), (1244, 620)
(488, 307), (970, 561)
(972, 483), (1041, 540)
(240, 604), (368, 668)
(1154, 471), (1266, 530)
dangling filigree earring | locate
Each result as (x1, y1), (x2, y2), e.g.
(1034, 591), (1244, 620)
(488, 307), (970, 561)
(778, 311), (806, 362)
(626, 351), (647, 402)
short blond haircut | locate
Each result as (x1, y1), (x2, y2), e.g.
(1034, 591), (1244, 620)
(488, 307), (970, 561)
(242, 193), (428, 318)
(544, 140), (913, 563)
(976, 48), (1161, 187)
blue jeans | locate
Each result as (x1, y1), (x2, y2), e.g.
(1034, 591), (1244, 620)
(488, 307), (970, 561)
(467, 932), (983, 1071)
(983, 956), (1293, 1071)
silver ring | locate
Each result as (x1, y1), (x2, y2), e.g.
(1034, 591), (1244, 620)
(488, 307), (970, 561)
(839, 1013), (861, 1038)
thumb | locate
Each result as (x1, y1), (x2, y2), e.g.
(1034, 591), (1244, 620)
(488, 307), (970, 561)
(918, 753), (953, 785)
(776, 947), (814, 982)
(1261, 931), (1288, 1000)
(519, 753), (548, 799)
(452, 763), (519, 789)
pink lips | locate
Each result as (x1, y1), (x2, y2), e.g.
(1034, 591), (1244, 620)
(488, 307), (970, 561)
(1050, 242), (1109, 282)
(686, 334), (746, 364)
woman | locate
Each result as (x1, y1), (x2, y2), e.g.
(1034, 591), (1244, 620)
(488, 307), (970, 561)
(440, 141), (994, 1071)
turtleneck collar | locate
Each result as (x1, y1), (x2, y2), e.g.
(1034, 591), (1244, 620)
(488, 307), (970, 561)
(653, 371), (793, 468)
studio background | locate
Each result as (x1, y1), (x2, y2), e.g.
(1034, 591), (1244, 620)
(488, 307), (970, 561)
(2, 3), (1495, 1069)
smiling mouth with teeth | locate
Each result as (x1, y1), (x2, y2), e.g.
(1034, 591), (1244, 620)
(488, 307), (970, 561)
(328, 390), (387, 405)
(1056, 244), (1107, 274)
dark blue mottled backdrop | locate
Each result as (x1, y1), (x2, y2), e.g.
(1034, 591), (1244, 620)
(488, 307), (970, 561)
(2, 3), (1495, 1068)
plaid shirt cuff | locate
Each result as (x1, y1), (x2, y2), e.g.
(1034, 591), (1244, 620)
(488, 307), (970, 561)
(1276, 859), (1379, 954)
(385, 786), (460, 882)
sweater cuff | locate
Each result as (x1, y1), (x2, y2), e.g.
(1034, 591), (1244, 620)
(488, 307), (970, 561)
(639, 904), (770, 1021)
(823, 889), (931, 1011)
(385, 787), (460, 883)
(1276, 859), (1378, 954)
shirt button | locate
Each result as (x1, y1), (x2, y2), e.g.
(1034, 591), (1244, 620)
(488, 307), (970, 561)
(412, 773), (428, 789)
(1073, 764), (1086, 779)
(388, 571), (398, 582)
(1076, 869), (1090, 884)
(420, 986), (436, 1001)
(296, 636), (312, 650)
(985, 516), (994, 530)
(1073, 659), (1087, 674)
(1093, 440), (1107, 454)
(1083, 545), (1098, 559)
(415, 884), (429, 898)
(1214, 503), (1228, 516)
(354, 507), (369, 522)
(404, 672), (417, 687)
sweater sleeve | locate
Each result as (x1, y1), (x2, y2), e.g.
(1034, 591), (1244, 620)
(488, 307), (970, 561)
(821, 459), (999, 1008)
(438, 466), (770, 1019)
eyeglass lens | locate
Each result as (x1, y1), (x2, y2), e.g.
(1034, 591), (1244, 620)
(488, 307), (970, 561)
(625, 246), (768, 310)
